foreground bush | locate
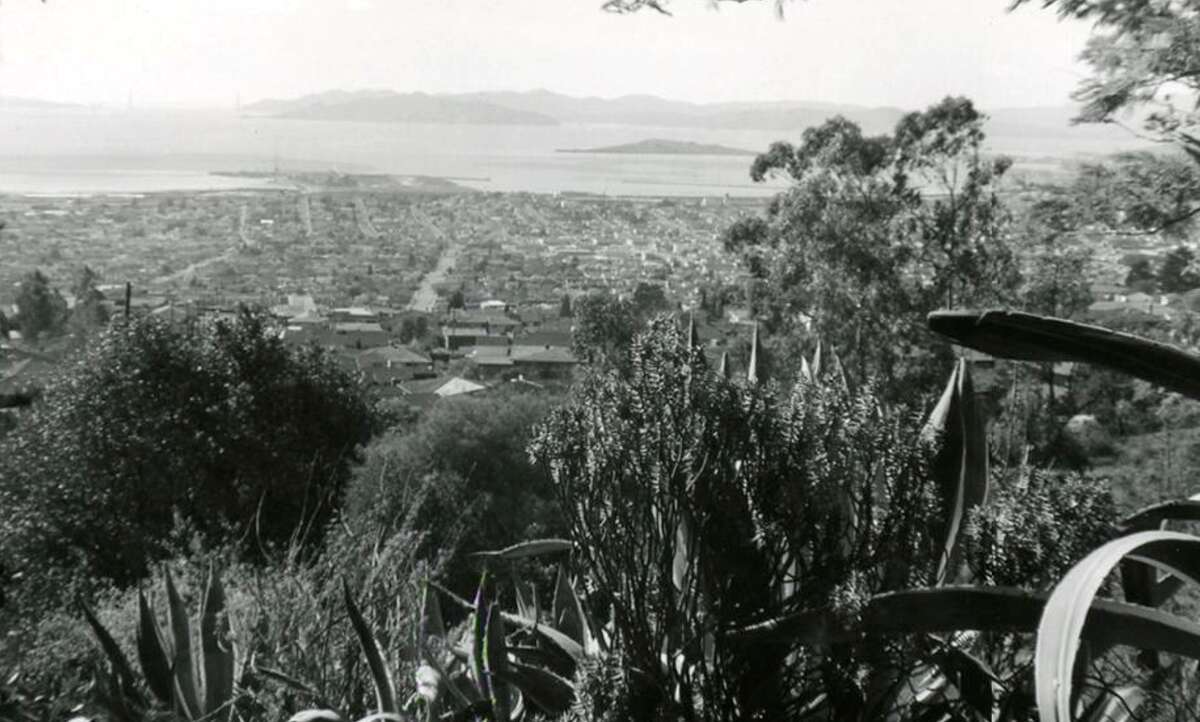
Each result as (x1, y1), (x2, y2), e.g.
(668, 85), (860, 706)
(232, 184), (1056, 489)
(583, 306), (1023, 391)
(15, 521), (435, 722)
(346, 390), (563, 595)
(0, 309), (374, 601)
(531, 317), (1126, 720)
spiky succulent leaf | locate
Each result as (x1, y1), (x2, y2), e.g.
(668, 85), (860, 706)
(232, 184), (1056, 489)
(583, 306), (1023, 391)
(341, 578), (399, 714)
(79, 597), (140, 703)
(471, 538), (573, 562)
(1036, 531), (1200, 722)
(483, 604), (511, 722)
(928, 309), (1200, 401)
(923, 359), (988, 585)
(162, 568), (202, 719)
(135, 588), (174, 706)
(199, 564), (235, 717)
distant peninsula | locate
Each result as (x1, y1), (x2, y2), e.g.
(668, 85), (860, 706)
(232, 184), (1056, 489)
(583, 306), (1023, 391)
(557, 138), (757, 156)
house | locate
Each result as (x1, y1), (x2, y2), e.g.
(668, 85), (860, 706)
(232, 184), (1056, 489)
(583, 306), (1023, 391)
(329, 307), (381, 325)
(511, 344), (578, 379)
(332, 322), (389, 349)
(356, 346), (433, 383)
(443, 326), (512, 351)
(271, 294), (319, 320)
(399, 375), (488, 408)
(466, 345), (515, 377)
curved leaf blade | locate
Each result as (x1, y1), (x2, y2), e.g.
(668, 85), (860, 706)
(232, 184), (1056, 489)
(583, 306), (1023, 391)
(928, 309), (1200, 400)
(470, 539), (573, 561)
(341, 578), (398, 714)
(1035, 531), (1200, 722)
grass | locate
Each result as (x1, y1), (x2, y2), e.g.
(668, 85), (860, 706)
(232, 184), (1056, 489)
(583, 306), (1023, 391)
(1087, 424), (1200, 513)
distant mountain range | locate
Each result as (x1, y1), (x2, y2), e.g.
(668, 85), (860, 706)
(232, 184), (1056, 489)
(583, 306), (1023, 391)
(242, 89), (1132, 141)
(558, 138), (756, 156)
(0, 96), (80, 110)
(244, 90), (558, 126)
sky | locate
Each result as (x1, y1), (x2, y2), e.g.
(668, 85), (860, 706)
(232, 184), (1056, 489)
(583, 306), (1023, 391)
(0, 0), (1099, 110)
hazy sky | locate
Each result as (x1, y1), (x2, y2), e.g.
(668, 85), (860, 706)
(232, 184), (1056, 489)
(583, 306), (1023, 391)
(0, 0), (1097, 109)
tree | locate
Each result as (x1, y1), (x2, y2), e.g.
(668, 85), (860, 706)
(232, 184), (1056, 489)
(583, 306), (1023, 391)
(559, 293), (573, 318)
(730, 97), (1019, 393)
(631, 281), (669, 317)
(345, 389), (561, 593)
(1071, 152), (1200, 239)
(570, 291), (638, 365)
(14, 270), (67, 342)
(68, 265), (109, 334)
(1126, 256), (1158, 293)
(1159, 245), (1200, 294)
(447, 288), (465, 310)
(0, 308), (374, 592)
(1017, 0), (1200, 142)
(1018, 197), (1095, 318)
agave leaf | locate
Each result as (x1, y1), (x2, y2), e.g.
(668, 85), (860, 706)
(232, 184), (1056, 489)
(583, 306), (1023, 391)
(341, 578), (399, 714)
(1120, 498), (1200, 531)
(513, 578), (533, 622)
(672, 510), (693, 594)
(922, 359), (989, 585)
(747, 321), (763, 384)
(287, 710), (344, 722)
(728, 585), (1200, 658)
(79, 597), (140, 703)
(1036, 531), (1200, 722)
(928, 309), (1200, 401)
(430, 580), (586, 662)
(470, 538), (573, 562)
(482, 604), (511, 722)
(135, 589), (174, 706)
(551, 565), (590, 649)
(470, 570), (492, 701)
(162, 568), (202, 719)
(257, 666), (322, 698)
(418, 581), (446, 650)
(810, 339), (822, 379)
(495, 660), (575, 717)
(199, 564), (235, 717)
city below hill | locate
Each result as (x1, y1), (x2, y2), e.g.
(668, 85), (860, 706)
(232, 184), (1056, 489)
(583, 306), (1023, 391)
(556, 138), (756, 156)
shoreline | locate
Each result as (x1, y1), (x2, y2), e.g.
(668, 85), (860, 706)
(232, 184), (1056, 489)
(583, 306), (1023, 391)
(0, 169), (777, 201)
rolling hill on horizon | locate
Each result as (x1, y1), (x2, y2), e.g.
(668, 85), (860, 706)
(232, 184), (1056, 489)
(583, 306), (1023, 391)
(558, 138), (757, 156)
(240, 89), (1138, 146)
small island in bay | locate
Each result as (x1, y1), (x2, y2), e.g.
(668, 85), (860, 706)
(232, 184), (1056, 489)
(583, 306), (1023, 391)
(557, 138), (757, 156)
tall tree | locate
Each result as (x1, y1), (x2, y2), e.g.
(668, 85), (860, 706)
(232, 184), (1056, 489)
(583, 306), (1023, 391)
(729, 97), (1019, 393)
(1018, 197), (1095, 318)
(14, 270), (67, 342)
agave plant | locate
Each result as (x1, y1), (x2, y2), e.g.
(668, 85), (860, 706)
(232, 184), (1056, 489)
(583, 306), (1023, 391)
(278, 538), (585, 722)
(79, 563), (238, 722)
(923, 308), (1200, 721)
